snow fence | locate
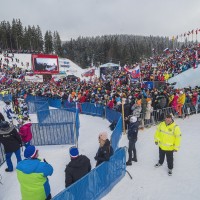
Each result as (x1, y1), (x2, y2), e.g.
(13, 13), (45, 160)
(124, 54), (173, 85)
(52, 147), (126, 200)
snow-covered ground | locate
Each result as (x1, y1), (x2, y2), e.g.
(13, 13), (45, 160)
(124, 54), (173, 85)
(0, 104), (200, 200)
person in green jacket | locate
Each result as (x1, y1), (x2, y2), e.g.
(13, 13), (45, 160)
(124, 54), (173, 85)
(154, 114), (182, 176)
(16, 145), (53, 200)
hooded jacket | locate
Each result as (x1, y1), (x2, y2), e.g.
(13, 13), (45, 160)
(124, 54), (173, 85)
(154, 121), (181, 151)
(95, 139), (113, 166)
(19, 122), (32, 143)
(0, 125), (22, 153)
(17, 158), (53, 200)
(127, 121), (140, 140)
(65, 155), (91, 187)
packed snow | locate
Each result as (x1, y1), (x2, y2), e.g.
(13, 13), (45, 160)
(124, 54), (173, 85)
(0, 106), (200, 200)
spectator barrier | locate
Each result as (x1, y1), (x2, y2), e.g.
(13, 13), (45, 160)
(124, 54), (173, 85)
(0, 94), (12, 102)
(81, 102), (104, 117)
(31, 109), (80, 146)
(105, 107), (122, 123)
(110, 116), (123, 152)
(52, 147), (126, 200)
(0, 144), (5, 167)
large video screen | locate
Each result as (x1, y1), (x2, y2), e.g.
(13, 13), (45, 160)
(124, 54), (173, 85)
(32, 54), (59, 74)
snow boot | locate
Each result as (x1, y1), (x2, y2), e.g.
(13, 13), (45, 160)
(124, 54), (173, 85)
(168, 169), (172, 176)
(126, 161), (132, 166)
(132, 157), (137, 162)
(5, 168), (13, 172)
(154, 163), (162, 168)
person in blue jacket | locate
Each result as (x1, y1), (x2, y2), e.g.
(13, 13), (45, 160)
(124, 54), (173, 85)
(16, 145), (53, 200)
(126, 116), (140, 166)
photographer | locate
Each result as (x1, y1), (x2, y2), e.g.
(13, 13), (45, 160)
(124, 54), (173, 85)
(16, 145), (53, 200)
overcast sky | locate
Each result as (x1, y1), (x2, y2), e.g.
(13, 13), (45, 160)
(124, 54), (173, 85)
(1, 0), (200, 41)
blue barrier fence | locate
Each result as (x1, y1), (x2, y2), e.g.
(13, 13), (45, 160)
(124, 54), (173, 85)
(0, 94), (12, 101)
(81, 102), (104, 117)
(0, 144), (5, 167)
(52, 147), (126, 200)
(31, 123), (75, 145)
(110, 116), (123, 152)
(105, 107), (121, 123)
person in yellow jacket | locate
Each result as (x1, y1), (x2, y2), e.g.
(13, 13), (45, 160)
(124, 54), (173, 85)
(177, 91), (186, 117)
(154, 114), (182, 176)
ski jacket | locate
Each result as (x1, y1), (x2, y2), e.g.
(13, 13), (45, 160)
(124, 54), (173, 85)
(154, 121), (181, 151)
(95, 139), (113, 166)
(65, 155), (91, 188)
(127, 121), (140, 140)
(0, 125), (22, 153)
(19, 122), (32, 143)
(16, 158), (53, 200)
(178, 93), (186, 105)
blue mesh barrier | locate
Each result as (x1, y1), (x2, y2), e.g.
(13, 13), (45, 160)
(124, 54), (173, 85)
(105, 107), (121, 123)
(63, 100), (76, 109)
(0, 94), (12, 102)
(31, 123), (75, 145)
(48, 98), (62, 108)
(36, 109), (76, 125)
(0, 144), (5, 166)
(28, 101), (49, 114)
(52, 147), (126, 200)
(111, 116), (123, 152)
(81, 103), (104, 117)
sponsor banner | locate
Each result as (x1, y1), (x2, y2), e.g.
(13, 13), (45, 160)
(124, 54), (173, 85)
(25, 75), (43, 82)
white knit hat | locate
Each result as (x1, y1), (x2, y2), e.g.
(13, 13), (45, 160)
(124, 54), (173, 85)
(130, 116), (137, 123)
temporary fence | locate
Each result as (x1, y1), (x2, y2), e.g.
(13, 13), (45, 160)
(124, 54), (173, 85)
(28, 101), (49, 114)
(0, 144), (5, 167)
(0, 94), (12, 102)
(110, 116), (123, 152)
(52, 147), (126, 200)
(81, 102), (104, 117)
(31, 109), (79, 146)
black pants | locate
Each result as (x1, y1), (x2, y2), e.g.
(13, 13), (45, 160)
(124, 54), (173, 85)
(128, 139), (137, 161)
(158, 147), (173, 170)
(46, 194), (52, 200)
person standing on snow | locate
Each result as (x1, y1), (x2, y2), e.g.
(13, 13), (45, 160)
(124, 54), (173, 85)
(16, 145), (53, 200)
(65, 146), (91, 188)
(18, 117), (32, 148)
(94, 132), (113, 166)
(154, 114), (182, 176)
(126, 116), (140, 166)
(0, 121), (22, 172)
(3, 100), (16, 123)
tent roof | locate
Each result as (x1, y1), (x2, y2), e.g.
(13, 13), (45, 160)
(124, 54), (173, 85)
(100, 62), (119, 68)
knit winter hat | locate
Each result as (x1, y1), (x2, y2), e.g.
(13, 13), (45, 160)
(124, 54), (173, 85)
(69, 146), (79, 158)
(24, 145), (38, 159)
(99, 132), (108, 141)
(130, 116), (137, 123)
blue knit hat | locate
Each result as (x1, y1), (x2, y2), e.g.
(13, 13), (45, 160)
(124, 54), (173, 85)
(24, 145), (38, 159)
(69, 146), (79, 158)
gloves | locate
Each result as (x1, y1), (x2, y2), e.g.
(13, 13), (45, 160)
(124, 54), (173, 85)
(155, 142), (158, 145)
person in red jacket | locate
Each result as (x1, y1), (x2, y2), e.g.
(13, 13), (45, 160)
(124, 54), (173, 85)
(18, 117), (32, 148)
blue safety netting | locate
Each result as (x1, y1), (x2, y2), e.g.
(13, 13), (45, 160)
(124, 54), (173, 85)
(0, 94), (12, 102)
(37, 109), (76, 125)
(28, 101), (49, 114)
(81, 102), (104, 117)
(52, 147), (126, 200)
(0, 144), (5, 166)
(48, 98), (62, 108)
(111, 116), (123, 152)
(31, 123), (75, 145)
(105, 107), (122, 123)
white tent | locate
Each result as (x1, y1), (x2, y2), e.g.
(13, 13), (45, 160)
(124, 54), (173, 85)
(100, 62), (120, 68)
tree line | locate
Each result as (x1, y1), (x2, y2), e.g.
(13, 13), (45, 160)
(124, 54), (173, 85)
(0, 19), (178, 68)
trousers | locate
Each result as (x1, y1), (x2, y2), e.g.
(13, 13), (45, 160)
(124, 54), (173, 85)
(158, 147), (173, 170)
(6, 148), (22, 171)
